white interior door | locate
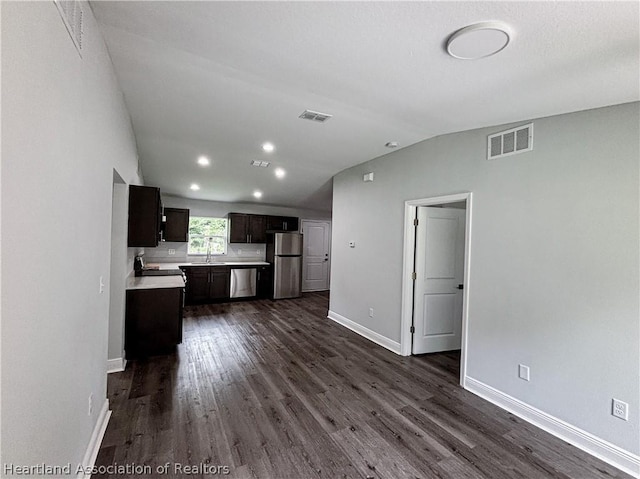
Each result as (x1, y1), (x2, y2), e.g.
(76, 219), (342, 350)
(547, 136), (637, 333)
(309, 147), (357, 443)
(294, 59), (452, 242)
(301, 220), (331, 292)
(413, 207), (465, 354)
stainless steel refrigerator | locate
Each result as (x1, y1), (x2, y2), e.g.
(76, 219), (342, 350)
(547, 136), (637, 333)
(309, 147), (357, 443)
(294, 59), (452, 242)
(266, 232), (302, 299)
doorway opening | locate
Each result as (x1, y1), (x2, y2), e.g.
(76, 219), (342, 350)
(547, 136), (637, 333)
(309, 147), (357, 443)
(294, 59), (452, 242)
(107, 170), (128, 373)
(400, 193), (472, 387)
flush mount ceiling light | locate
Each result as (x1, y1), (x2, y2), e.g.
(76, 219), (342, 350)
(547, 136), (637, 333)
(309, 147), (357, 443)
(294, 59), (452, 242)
(190, 183), (200, 191)
(253, 190), (263, 199)
(251, 160), (270, 168)
(274, 168), (286, 179)
(262, 142), (275, 153)
(197, 156), (210, 166)
(446, 21), (513, 60)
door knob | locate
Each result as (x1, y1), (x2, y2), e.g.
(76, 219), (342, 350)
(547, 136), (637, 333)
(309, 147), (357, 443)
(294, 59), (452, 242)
(457, 284), (464, 290)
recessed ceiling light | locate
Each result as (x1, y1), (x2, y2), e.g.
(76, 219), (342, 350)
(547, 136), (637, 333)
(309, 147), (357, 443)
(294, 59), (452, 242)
(385, 141), (399, 148)
(190, 183), (200, 191)
(253, 190), (263, 199)
(446, 21), (513, 60)
(262, 142), (275, 153)
(197, 156), (210, 166)
(275, 168), (286, 179)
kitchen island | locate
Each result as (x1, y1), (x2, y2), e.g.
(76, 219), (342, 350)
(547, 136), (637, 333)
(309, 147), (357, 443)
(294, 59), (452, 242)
(125, 274), (185, 359)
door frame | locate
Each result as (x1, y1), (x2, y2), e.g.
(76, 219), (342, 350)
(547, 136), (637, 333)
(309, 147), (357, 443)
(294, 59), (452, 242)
(300, 219), (332, 292)
(400, 192), (473, 387)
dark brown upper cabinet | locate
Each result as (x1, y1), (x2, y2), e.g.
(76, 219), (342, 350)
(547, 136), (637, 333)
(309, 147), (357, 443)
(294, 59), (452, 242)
(128, 185), (162, 247)
(228, 213), (267, 243)
(163, 207), (190, 242)
(266, 215), (299, 232)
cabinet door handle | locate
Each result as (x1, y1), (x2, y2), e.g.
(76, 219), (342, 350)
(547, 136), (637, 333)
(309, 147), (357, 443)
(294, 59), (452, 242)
(283, 221), (288, 231)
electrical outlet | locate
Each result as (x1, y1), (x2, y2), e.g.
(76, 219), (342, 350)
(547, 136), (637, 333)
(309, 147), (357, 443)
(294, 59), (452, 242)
(256, 249), (260, 255)
(88, 393), (93, 416)
(518, 364), (530, 381)
(369, 308), (374, 318)
(168, 249), (175, 255)
(238, 249), (242, 255)
(612, 399), (628, 421)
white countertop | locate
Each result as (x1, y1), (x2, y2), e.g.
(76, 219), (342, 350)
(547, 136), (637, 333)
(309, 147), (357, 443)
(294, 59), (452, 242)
(147, 261), (270, 270)
(126, 275), (186, 290)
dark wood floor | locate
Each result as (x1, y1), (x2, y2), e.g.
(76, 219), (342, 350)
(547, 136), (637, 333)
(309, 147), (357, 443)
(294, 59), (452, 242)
(96, 292), (629, 478)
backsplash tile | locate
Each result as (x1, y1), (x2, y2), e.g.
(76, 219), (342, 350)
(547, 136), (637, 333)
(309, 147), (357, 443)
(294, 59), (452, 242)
(142, 242), (266, 263)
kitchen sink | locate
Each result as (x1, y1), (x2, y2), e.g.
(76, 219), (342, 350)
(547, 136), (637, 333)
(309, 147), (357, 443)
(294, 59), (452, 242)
(185, 262), (228, 266)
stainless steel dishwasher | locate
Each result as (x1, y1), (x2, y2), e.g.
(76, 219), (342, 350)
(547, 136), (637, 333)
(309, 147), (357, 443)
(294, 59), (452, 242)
(229, 268), (257, 298)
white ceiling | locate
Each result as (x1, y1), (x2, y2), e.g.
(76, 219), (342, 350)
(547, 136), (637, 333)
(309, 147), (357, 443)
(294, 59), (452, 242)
(91, 1), (639, 212)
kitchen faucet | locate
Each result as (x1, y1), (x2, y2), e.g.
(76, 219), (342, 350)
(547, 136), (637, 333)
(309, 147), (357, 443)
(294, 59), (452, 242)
(205, 237), (212, 263)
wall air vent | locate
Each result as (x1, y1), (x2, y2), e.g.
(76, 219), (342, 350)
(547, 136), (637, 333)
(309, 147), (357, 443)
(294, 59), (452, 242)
(299, 110), (332, 123)
(54, 0), (84, 57)
(250, 160), (270, 167)
(487, 123), (533, 160)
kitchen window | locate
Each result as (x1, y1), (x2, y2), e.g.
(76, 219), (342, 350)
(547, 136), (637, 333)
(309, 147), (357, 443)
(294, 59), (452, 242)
(188, 216), (228, 255)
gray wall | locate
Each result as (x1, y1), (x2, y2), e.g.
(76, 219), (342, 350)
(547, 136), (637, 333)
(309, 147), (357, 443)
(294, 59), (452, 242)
(2, 1), (142, 467)
(330, 103), (639, 454)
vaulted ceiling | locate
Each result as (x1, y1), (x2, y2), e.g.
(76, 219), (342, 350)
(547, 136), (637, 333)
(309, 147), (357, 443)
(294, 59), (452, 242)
(91, 1), (640, 212)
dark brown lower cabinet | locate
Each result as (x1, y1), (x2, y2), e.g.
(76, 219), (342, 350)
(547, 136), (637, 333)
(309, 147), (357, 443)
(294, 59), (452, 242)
(211, 268), (230, 299)
(181, 266), (230, 304)
(125, 287), (183, 359)
(182, 267), (210, 302)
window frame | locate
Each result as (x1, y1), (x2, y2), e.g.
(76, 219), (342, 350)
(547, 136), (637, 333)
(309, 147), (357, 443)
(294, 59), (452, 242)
(187, 216), (228, 256)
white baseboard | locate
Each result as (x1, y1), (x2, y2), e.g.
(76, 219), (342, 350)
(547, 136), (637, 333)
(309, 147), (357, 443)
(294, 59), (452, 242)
(107, 358), (126, 374)
(327, 310), (402, 355)
(79, 399), (111, 479)
(464, 376), (640, 478)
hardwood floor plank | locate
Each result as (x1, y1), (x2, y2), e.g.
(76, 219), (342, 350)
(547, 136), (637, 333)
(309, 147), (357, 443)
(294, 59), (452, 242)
(331, 422), (424, 479)
(278, 395), (363, 478)
(365, 409), (451, 477)
(97, 292), (631, 479)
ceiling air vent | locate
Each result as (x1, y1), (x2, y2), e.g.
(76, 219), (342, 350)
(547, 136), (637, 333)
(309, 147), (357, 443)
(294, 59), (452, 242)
(54, 0), (84, 57)
(299, 110), (332, 123)
(487, 123), (533, 160)
(250, 160), (270, 167)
